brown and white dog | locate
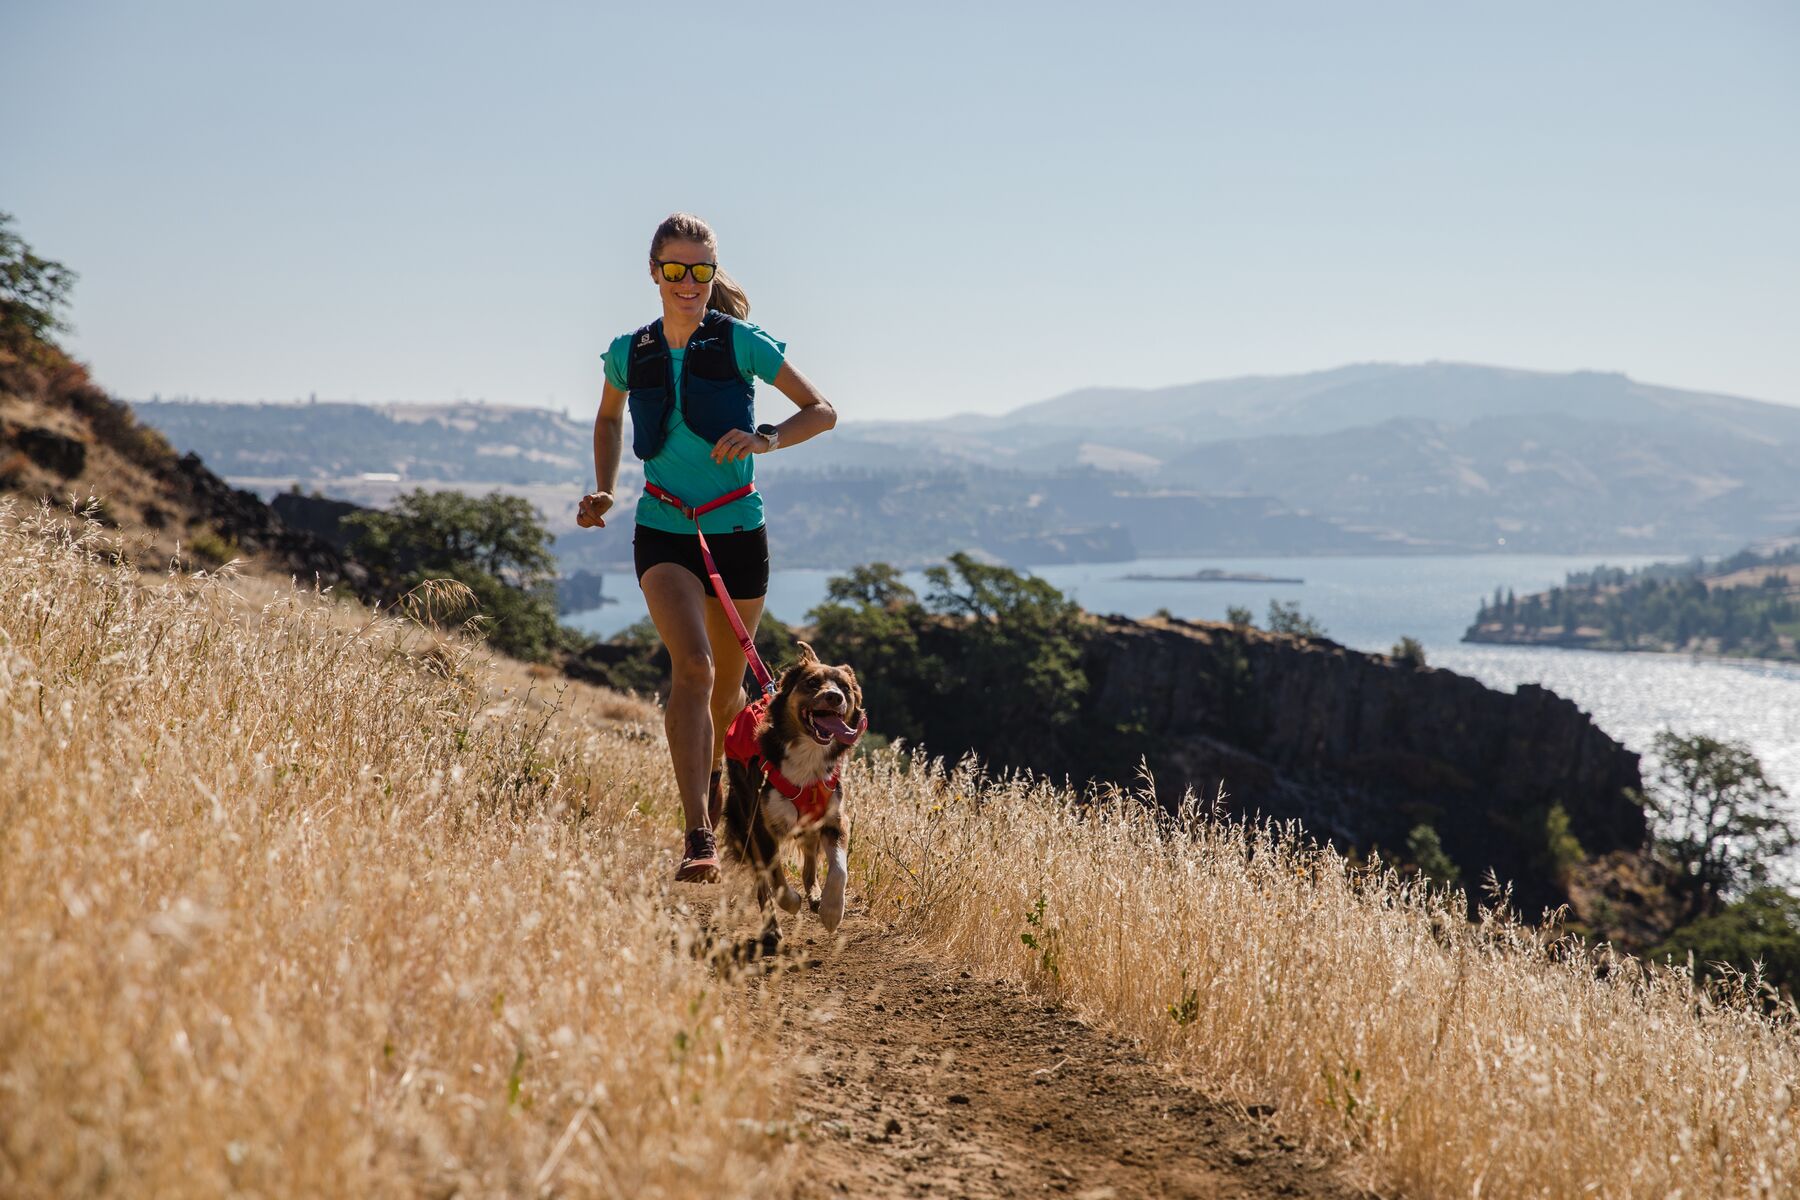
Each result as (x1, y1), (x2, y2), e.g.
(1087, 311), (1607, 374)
(722, 642), (865, 949)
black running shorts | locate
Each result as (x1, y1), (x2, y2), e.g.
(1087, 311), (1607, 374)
(633, 524), (770, 601)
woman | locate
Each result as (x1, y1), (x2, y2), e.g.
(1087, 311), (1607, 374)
(577, 213), (837, 882)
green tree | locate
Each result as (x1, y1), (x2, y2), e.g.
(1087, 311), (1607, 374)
(1390, 636), (1427, 668)
(344, 489), (569, 662)
(1266, 599), (1327, 639)
(1645, 731), (1797, 915)
(1225, 604), (1255, 628)
(922, 552), (1088, 768)
(807, 564), (937, 744)
(808, 555), (1089, 773)
(0, 212), (78, 345)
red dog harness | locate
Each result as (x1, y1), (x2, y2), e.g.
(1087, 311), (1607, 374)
(724, 696), (842, 823)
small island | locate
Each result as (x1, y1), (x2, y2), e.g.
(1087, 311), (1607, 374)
(1119, 568), (1305, 584)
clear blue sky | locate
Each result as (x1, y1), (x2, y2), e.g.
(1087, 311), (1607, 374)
(6, 1), (1797, 419)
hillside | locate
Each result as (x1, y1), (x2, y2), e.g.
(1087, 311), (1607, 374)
(0, 338), (363, 587)
(1159, 413), (1800, 553)
(7, 509), (1796, 1198)
(134, 361), (1800, 561)
(135, 398), (603, 486)
(989, 361), (1800, 445)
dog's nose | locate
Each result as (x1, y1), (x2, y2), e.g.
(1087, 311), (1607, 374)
(814, 686), (845, 711)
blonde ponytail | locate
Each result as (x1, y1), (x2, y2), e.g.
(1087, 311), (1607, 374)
(707, 266), (750, 318)
(649, 211), (751, 318)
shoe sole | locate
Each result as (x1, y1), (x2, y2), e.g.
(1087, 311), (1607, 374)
(675, 860), (720, 884)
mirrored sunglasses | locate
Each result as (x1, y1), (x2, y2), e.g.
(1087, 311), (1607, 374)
(656, 260), (717, 284)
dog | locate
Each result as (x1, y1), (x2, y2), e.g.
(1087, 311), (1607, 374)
(722, 641), (866, 951)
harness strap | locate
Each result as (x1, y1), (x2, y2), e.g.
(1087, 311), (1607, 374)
(756, 758), (839, 821)
(644, 482), (775, 698)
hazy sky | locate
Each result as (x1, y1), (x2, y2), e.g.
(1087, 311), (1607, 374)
(6, 1), (1797, 420)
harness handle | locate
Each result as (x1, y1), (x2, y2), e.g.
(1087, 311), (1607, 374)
(644, 481), (776, 699)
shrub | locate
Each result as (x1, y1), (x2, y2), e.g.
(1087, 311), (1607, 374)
(1390, 635), (1427, 668)
(1651, 887), (1800, 998)
(1266, 599), (1327, 638)
(1405, 823), (1461, 889)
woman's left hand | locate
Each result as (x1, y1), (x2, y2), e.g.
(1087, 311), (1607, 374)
(711, 428), (772, 463)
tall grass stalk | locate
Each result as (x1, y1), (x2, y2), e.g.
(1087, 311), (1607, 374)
(850, 754), (1800, 1199)
(0, 504), (789, 1198)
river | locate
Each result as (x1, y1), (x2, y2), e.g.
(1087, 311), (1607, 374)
(564, 553), (1800, 802)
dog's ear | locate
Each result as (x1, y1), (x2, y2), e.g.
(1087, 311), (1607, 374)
(835, 663), (863, 712)
(793, 640), (821, 666)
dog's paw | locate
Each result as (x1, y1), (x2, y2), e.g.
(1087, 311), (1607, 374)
(819, 869), (847, 932)
(776, 885), (803, 915)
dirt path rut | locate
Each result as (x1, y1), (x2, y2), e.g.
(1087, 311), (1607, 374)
(762, 912), (1371, 1200)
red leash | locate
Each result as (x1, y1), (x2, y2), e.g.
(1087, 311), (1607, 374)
(643, 481), (776, 699)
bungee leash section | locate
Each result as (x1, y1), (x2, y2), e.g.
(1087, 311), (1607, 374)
(642, 481), (776, 699)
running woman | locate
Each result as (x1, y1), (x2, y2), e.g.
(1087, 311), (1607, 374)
(577, 213), (837, 882)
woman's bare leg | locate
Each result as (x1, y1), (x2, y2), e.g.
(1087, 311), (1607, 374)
(704, 592), (766, 764)
(640, 563), (715, 834)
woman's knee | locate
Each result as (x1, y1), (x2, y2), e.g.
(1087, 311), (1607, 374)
(670, 649), (715, 694)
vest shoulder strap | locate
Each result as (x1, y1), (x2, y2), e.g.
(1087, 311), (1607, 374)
(625, 320), (665, 390)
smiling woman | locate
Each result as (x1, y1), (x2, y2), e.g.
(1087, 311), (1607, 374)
(576, 213), (839, 883)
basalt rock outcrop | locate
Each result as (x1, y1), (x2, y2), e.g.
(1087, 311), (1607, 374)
(1078, 615), (1647, 920)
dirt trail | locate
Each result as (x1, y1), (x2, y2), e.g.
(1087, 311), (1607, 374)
(752, 907), (1371, 1200)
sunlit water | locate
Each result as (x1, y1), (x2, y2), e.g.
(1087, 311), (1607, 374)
(567, 552), (1800, 802)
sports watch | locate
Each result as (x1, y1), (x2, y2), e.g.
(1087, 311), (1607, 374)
(755, 423), (781, 451)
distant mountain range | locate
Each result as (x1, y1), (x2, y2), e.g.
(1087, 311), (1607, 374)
(135, 362), (1800, 566)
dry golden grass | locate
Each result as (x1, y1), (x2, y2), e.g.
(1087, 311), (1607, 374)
(0, 503), (789, 1198)
(12, 493), (1800, 1199)
(849, 757), (1800, 1199)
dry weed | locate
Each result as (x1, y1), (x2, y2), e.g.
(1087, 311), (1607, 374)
(850, 752), (1800, 1199)
(0, 502), (790, 1198)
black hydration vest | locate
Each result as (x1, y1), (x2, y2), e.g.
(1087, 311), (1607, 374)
(625, 310), (756, 460)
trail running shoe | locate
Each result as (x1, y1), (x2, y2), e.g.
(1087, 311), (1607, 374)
(675, 828), (720, 884)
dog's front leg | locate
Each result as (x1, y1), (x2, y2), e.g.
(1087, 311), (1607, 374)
(818, 822), (848, 933)
(749, 827), (802, 916)
(800, 830), (819, 905)
(769, 859), (803, 915)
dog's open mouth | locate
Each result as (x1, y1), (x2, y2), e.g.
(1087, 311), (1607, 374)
(804, 706), (861, 747)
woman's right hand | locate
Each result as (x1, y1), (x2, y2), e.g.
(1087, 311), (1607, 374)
(576, 491), (614, 528)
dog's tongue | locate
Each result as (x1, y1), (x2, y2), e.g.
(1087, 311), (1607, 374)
(812, 712), (858, 745)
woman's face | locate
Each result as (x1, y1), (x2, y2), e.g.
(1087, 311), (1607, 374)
(652, 237), (715, 322)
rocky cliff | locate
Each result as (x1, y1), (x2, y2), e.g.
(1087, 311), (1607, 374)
(1079, 615), (1647, 920)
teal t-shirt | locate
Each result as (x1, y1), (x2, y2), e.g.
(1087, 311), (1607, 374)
(602, 318), (787, 535)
